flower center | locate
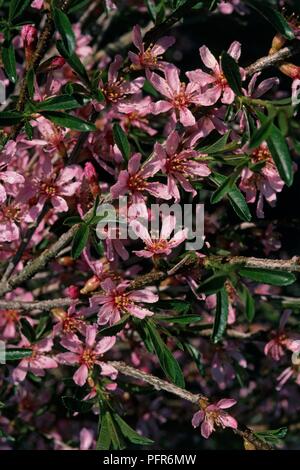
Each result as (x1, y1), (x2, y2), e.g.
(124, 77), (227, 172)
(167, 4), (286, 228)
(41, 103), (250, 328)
(173, 84), (189, 108)
(102, 81), (125, 102)
(252, 147), (272, 163)
(148, 239), (169, 252)
(1, 309), (19, 322)
(80, 348), (97, 368)
(140, 47), (158, 67)
(39, 181), (58, 197)
(128, 174), (147, 192)
(216, 72), (228, 89)
(62, 315), (83, 334)
(165, 154), (187, 174)
(114, 293), (132, 312)
(2, 205), (21, 221)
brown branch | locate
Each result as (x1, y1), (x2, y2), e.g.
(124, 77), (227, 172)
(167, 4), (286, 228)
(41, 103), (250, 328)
(109, 361), (272, 450)
(0, 298), (74, 311)
(245, 42), (300, 76)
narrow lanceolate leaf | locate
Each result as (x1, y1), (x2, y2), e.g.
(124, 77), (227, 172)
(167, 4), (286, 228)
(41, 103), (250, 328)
(210, 173), (237, 204)
(221, 51), (243, 96)
(248, 117), (274, 150)
(113, 123), (131, 160)
(5, 349), (32, 361)
(71, 224), (90, 259)
(210, 173), (251, 222)
(97, 411), (112, 450)
(267, 124), (293, 187)
(41, 111), (96, 131)
(35, 95), (82, 112)
(146, 320), (185, 388)
(198, 273), (227, 295)
(212, 288), (229, 343)
(9, 0), (31, 23)
(56, 40), (90, 84)
(245, 1), (295, 40)
(20, 318), (36, 343)
(114, 414), (154, 446)
(0, 111), (24, 126)
(238, 268), (296, 286)
(53, 8), (76, 55)
(2, 43), (17, 83)
(240, 285), (256, 322)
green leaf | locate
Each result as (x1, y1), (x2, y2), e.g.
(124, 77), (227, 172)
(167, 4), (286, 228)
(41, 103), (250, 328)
(62, 396), (94, 413)
(27, 68), (35, 100)
(97, 411), (112, 450)
(221, 51), (243, 96)
(114, 414), (154, 446)
(41, 111), (96, 131)
(20, 318), (36, 343)
(35, 95), (82, 112)
(0, 111), (23, 127)
(211, 173), (237, 204)
(245, 1), (295, 40)
(2, 42), (17, 83)
(156, 314), (201, 324)
(53, 7), (76, 55)
(182, 342), (204, 375)
(212, 288), (228, 343)
(198, 273), (227, 295)
(198, 131), (231, 154)
(56, 40), (90, 84)
(156, 299), (191, 315)
(210, 173), (251, 222)
(99, 314), (130, 336)
(106, 412), (125, 450)
(146, 320), (185, 388)
(71, 223), (90, 259)
(63, 215), (82, 226)
(254, 427), (288, 446)
(9, 0), (31, 22)
(240, 285), (255, 322)
(113, 123), (131, 161)
(248, 117), (274, 150)
(239, 268), (296, 286)
(5, 348), (32, 361)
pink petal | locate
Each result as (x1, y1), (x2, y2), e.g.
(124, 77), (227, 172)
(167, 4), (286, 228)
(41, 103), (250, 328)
(216, 398), (237, 409)
(192, 410), (204, 428)
(152, 36), (175, 56)
(149, 72), (173, 99)
(73, 364), (89, 386)
(132, 25), (143, 52)
(200, 46), (219, 72)
(95, 336), (116, 355)
(127, 304), (154, 319)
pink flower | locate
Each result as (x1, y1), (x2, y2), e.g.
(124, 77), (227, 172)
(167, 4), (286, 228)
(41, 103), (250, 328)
(0, 170), (24, 204)
(80, 428), (94, 450)
(56, 325), (117, 386)
(116, 94), (157, 136)
(90, 278), (158, 325)
(131, 215), (187, 258)
(129, 25), (175, 72)
(12, 337), (58, 383)
(155, 130), (210, 201)
(239, 143), (285, 218)
(31, 0), (43, 8)
(111, 152), (171, 204)
(18, 158), (82, 220)
(264, 311), (300, 361)
(186, 42), (243, 105)
(53, 304), (86, 337)
(149, 65), (210, 127)
(100, 55), (144, 104)
(192, 398), (238, 438)
(0, 202), (23, 242)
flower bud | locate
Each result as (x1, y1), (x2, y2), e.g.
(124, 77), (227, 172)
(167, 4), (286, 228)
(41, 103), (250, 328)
(80, 275), (101, 294)
(51, 308), (66, 320)
(66, 285), (80, 299)
(21, 25), (38, 64)
(279, 62), (300, 79)
(269, 33), (286, 55)
(57, 256), (75, 267)
(84, 162), (100, 198)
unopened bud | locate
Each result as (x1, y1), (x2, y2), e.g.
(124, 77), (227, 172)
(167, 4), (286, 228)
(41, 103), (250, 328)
(80, 275), (101, 294)
(52, 308), (66, 320)
(66, 285), (80, 299)
(21, 25), (38, 64)
(279, 62), (300, 80)
(269, 33), (286, 55)
(84, 162), (100, 198)
(57, 256), (75, 267)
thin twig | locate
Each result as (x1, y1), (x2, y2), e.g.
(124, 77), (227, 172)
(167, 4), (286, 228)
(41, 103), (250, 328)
(109, 361), (272, 450)
(0, 298), (74, 311)
(245, 43), (300, 76)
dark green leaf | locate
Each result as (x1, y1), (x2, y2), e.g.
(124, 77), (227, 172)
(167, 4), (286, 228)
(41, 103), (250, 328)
(106, 412), (125, 450)
(198, 273), (227, 295)
(239, 267), (296, 286)
(221, 51), (243, 96)
(41, 111), (96, 131)
(63, 215), (82, 226)
(156, 299), (191, 315)
(71, 223), (90, 259)
(212, 288), (228, 343)
(35, 95), (82, 112)
(62, 396), (94, 413)
(57, 40), (90, 84)
(254, 427), (288, 445)
(53, 8), (76, 55)
(20, 318), (36, 343)
(240, 285), (255, 322)
(198, 131), (231, 154)
(156, 314), (201, 324)
(9, 0), (31, 22)
(114, 414), (154, 445)
(5, 348), (32, 361)
(27, 68), (35, 100)
(248, 117), (274, 150)
(245, 1), (295, 40)
(113, 123), (131, 161)
(2, 42), (17, 83)
(146, 320), (185, 388)
(210, 173), (251, 222)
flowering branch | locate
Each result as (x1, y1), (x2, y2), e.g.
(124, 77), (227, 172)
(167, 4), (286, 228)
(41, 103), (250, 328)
(246, 42), (300, 76)
(109, 361), (272, 450)
(0, 298), (74, 311)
